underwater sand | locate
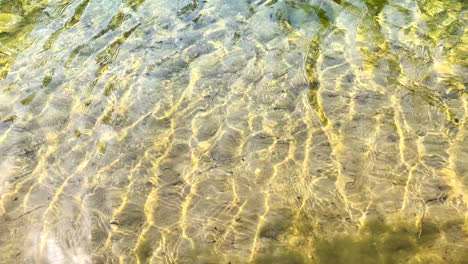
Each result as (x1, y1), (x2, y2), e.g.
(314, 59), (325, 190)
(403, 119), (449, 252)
(0, 0), (467, 263)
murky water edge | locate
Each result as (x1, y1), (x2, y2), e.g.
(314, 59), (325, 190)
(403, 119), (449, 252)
(0, 0), (467, 263)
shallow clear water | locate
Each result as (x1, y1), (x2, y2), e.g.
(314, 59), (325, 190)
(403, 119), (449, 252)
(0, 0), (467, 263)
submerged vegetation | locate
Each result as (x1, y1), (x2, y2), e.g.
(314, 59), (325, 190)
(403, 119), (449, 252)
(0, 0), (52, 79)
(251, 214), (468, 264)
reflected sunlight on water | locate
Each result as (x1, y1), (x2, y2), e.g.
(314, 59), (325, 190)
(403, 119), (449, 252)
(0, 0), (467, 263)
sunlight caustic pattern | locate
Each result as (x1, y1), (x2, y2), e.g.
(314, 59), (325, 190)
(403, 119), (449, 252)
(0, 0), (467, 263)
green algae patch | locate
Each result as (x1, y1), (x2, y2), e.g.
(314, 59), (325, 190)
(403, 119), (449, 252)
(20, 92), (36, 105)
(0, 13), (22, 33)
(251, 212), (448, 264)
(364, 0), (388, 15)
(3, 115), (18, 123)
(314, 219), (441, 264)
(254, 249), (305, 264)
(305, 37), (328, 125)
(176, 244), (227, 264)
(97, 140), (106, 153)
(0, 0), (53, 79)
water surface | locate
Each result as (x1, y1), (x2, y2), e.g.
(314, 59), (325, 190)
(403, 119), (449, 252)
(0, 0), (467, 263)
